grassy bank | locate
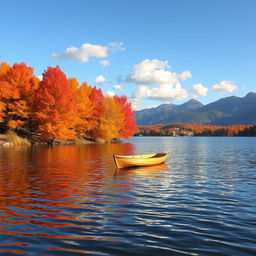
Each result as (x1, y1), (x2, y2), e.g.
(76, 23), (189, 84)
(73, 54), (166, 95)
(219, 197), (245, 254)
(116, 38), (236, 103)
(0, 131), (31, 146)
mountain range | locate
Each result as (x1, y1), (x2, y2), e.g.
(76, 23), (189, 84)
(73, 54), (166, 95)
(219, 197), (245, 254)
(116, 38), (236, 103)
(135, 92), (256, 126)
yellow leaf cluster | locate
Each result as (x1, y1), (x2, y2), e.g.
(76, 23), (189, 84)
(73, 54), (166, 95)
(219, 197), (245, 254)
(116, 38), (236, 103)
(98, 96), (125, 141)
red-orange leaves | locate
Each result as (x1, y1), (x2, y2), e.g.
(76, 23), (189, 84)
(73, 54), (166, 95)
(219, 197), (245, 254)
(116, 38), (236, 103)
(0, 62), (38, 129)
(0, 80), (20, 127)
(68, 79), (94, 136)
(0, 61), (136, 141)
(0, 81), (19, 99)
(4, 63), (39, 97)
(33, 66), (78, 140)
(0, 62), (11, 80)
(114, 95), (136, 138)
(0, 101), (4, 123)
(85, 87), (104, 139)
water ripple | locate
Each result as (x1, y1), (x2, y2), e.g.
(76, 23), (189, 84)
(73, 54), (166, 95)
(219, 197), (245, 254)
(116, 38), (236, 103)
(0, 138), (256, 255)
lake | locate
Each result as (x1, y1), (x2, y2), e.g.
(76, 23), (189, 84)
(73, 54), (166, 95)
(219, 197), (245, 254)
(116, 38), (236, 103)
(0, 137), (255, 256)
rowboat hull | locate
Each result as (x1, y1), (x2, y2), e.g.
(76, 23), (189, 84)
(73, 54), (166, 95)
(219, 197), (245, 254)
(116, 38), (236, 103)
(113, 153), (167, 169)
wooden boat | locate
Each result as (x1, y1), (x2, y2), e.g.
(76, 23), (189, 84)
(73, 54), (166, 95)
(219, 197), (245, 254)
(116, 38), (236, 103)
(113, 153), (167, 169)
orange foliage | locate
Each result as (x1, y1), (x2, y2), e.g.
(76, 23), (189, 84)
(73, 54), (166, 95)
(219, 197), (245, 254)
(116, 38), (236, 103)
(33, 66), (78, 140)
(0, 81), (19, 123)
(0, 62), (11, 80)
(0, 102), (4, 123)
(0, 61), (136, 141)
(68, 77), (80, 92)
(98, 96), (124, 141)
(0, 81), (19, 99)
(3, 63), (39, 98)
(0, 63), (38, 129)
(84, 87), (104, 139)
(68, 78), (94, 135)
(114, 95), (136, 138)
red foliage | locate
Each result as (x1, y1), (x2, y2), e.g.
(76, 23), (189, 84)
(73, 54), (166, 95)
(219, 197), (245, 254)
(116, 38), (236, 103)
(85, 87), (104, 138)
(33, 66), (78, 140)
(0, 61), (136, 141)
(114, 95), (136, 138)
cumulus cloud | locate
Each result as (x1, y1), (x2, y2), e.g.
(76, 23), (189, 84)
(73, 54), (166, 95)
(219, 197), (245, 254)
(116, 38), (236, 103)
(106, 90), (115, 97)
(128, 59), (191, 102)
(95, 75), (106, 84)
(192, 83), (208, 98)
(100, 60), (110, 66)
(212, 80), (238, 93)
(127, 59), (191, 85)
(113, 84), (123, 90)
(53, 42), (125, 63)
(134, 83), (188, 102)
(53, 43), (108, 63)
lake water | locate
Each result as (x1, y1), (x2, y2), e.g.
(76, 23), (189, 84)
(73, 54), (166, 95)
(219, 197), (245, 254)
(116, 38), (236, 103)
(0, 137), (255, 256)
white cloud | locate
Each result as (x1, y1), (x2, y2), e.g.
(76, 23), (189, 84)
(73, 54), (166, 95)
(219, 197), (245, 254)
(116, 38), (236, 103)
(212, 81), (238, 92)
(128, 59), (192, 85)
(179, 71), (192, 80)
(106, 90), (115, 97)
(113, 84), (123, 90)
(37, 75), (43, 81)
(212, 80), (238, 93)
(192, 83), (208, 98)
(53, 42), (125, 63)
(134, 83), (188, 102)
(128, 98), (158, 111)
(143, 104), (158, 109)
(128, 97), (142, 111)
(95, 75), (106, 84)
(100, 60), (110, 66)
(108, 42), (125, 52)
(128, 59), (191, 102)
(53, 43), (108, 63)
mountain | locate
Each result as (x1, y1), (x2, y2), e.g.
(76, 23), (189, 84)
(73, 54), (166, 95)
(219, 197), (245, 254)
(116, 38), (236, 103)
(175, 99), (204, 111)
(135, 92), (256, 126)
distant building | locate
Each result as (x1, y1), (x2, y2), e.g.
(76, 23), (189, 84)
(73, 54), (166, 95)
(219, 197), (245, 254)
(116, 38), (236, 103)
(179, 130), (194, 136)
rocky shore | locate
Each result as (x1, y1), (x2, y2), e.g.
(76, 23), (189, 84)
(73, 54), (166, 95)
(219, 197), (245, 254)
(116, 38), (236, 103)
(0, 130), (122, 147)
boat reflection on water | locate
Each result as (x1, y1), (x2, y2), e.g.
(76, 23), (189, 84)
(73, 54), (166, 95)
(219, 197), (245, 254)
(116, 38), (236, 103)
(114, 163), (168, 178)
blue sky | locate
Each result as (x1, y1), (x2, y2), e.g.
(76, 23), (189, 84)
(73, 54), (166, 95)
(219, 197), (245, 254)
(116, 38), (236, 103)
(1, 0), (255, 109)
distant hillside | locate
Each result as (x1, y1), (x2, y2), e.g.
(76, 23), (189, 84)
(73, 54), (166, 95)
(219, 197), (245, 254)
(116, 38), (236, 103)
(135, 92), (256, 126)
(135, 123), (254, 137)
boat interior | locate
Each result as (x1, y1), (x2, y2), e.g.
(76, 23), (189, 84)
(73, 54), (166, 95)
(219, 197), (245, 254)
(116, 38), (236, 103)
(115, 153), (166, 159)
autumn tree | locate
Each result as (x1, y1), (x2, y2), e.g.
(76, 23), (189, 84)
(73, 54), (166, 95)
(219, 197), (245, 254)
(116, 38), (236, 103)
(84, 87), (104, 139)
(0, 81), (19, 124)
(114, 95), (136, 138)
(1, 61), (137, 142)
(0, 62), (39, 129)
(68, 78), (94, 136)
(97, 96), (124, 141)
(33, 66), (78, 140)
(0, 62), (11, 80)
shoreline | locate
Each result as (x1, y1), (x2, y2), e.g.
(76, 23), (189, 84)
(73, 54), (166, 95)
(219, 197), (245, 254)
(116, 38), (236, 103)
(0, 132), (122, 147)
